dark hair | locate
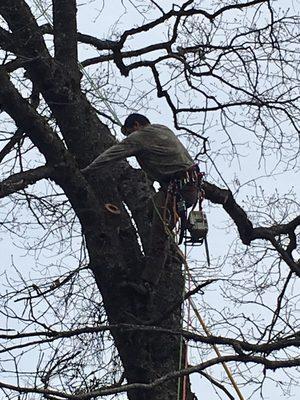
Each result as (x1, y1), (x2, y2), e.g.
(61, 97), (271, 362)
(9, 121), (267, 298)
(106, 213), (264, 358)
(124, 113), (150, 129)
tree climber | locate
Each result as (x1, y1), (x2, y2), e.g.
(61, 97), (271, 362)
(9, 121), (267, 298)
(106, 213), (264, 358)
(82, 113), (199, 295)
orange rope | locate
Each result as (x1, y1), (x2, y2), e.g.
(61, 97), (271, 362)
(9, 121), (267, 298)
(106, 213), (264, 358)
(163, 191), (171, 225)
(173, 194), (179, 226)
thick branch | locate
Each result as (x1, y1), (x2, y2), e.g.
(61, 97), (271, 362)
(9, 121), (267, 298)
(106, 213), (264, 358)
(203, 181), (300, 276)
(52, 0), (80, 80)
(0, 128), (25, 163)
(203, 181), (254, 244)
(0, 1), (49, 58)
(0, 67), (105, 238)
(40, 23), (118, 51)
(253, 216), (300, 237)
(0, 67), (67, 164)
(1, 0), (115, 167)
(2, 323), (300, 357)
(0, 166), (52, 198)
(0, 26), (15, 53)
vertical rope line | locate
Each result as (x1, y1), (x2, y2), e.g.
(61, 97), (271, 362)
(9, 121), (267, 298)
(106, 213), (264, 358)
(177, 233), (187, 400)
(146, 182), (185, 400)
(182, 242), (190, 400)
(177, 245), (245, 400)
(188, 296), (245, 400)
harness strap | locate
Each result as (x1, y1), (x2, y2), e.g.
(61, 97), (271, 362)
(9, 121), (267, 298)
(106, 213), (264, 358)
(166, 164), (205, 244)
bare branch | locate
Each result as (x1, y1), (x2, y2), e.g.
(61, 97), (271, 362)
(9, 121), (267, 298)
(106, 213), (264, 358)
(0, 67), (68, 164)
(0, 128), (25, 164)
(0, 166), (52, 199)
(0, 0), (49, 58)
(40, 23), (119, 51)
(0, 352), (299, 400)
(2, 322), (300, 357)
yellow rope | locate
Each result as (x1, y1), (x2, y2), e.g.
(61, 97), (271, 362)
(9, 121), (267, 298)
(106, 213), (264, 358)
(189, 296), (245, 400)
(146, 176), (245, 400)
(177, 245), (246, 400)
(177, 334), (185, 400)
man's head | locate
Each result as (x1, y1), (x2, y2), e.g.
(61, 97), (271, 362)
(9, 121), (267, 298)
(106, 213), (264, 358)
(121, 113), (150, 136)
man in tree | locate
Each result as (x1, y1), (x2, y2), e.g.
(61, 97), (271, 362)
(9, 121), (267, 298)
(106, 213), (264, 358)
(82, 113), (199, 294)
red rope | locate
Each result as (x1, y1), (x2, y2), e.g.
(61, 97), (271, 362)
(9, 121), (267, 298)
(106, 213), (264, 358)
(182, 244), (192, 400)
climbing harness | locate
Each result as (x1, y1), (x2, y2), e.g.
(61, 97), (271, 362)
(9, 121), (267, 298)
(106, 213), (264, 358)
(165, 164), (210, 265)
(167, 165), (207, 243)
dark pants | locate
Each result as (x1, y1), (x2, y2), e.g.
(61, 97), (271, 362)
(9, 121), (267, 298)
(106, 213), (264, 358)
(141, 184), (198, 286)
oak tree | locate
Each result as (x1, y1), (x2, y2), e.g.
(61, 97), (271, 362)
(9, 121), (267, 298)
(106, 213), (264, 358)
(0, 1), (299, 399)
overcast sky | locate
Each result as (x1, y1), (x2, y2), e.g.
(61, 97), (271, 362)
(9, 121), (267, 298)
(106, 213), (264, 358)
(1, 1), (300, 399)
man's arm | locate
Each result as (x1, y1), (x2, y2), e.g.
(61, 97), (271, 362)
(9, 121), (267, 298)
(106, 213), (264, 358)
(81, 136), (141, 174)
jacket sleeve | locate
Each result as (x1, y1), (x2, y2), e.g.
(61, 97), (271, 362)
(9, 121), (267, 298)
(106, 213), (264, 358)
(82, 135), (141, 173)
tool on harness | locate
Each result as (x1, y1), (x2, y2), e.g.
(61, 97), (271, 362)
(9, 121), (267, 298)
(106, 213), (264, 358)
(166, 164), (210, 265)
(175, 165), (207, 244)
(185, 209), (210, 266)
(186, 210), (208, 243)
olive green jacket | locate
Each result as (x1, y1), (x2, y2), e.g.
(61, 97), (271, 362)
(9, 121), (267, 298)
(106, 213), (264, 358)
(82, 124), (194, 182)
